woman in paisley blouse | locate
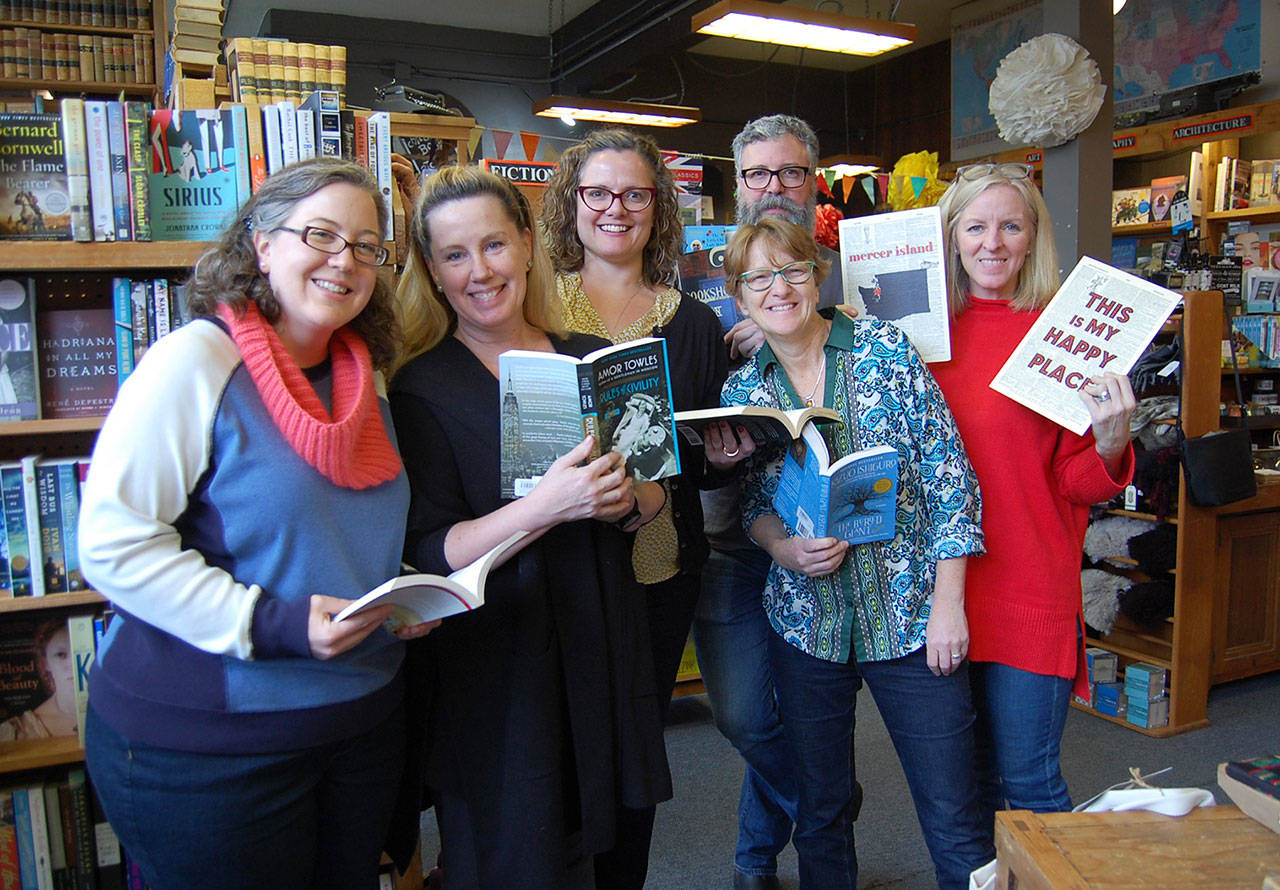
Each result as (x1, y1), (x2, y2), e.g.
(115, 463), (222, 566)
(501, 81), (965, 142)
(705, 218), (992, 890)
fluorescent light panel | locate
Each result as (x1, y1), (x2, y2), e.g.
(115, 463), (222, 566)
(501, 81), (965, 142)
(693, 0), (917, 57)
(532, 96), (701, 128)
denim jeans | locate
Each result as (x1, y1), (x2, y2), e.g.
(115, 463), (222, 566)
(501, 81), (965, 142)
(85, 704), (405, 890)
(692, 546), (797, 876)
(969, 660), (1074, 825)
(769, 636), (993, 890)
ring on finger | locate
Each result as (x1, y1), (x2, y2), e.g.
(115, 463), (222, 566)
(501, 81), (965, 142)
(723, 445), (740, 457)
(1095, 389), (1111, 403)
(950, 652), (963, 659)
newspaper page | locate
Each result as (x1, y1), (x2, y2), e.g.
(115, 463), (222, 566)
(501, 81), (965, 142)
(990, 255), (1182, 435)
(837, 206), (950, 362)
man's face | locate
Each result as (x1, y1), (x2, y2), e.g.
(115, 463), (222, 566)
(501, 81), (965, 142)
(736, 134), (816, 232)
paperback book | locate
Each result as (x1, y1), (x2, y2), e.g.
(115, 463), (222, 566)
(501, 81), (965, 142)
(498, 337), (680, 497)
(772, 422), (899, 543)
(0, 277), (40, 422)
(0, 111), (72, 240)
(989, 255), (1183, 435)
(333, 531), (527, 628)
(147, 107), (248, 240)
(0, 615), (78, 741)
(678, 224), (740, 332)
(36, 308), (118, 419)
(674, 405), (841, 447)
(837, 205), (950, 362)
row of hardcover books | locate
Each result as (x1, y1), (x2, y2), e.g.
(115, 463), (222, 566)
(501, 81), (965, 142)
(0, 455), (89, 598)
(0, 28), (154, 85)
(0, 275), (184, 424)
(0, 0), (150, 30)
(0, 91), (390, 243)
(225, 37), (349, 107)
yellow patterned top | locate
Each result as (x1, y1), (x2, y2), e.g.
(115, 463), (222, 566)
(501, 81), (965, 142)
(557, 272), (680, 584)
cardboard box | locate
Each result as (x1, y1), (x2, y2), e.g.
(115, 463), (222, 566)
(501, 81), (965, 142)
(1086, 647), (1117, 684)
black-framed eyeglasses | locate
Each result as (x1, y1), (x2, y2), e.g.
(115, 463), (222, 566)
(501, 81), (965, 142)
(739, 260), (816, 292)
(576, 186), (657, 212)
(954, 162), (1034, 182)
(740, 165), (810, 190)
(274, 225), (390, 266)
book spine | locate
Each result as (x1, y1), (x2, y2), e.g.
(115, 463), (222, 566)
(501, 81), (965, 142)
(54, 783), (77, 890)
(82, 100), (113, 241)
(103, 101), (129, 240)
(276, 99), (297, 168)
(1, 464), (34, 597)
(67, 613), (95, 749)
(18, 456), (45, 597)
(0, 791), (19, 890)
(110, 277), (134, 383)
(58, 98), (91, 242)
(122, 100), (149, 241)
(40, 787), (66, 890)
(150, 277), (170, 340)
(261, 102), (281, 175)
(227, 104), (250, 210)
(576, 363), (602, 460)
(34, 463), (66, 594)
(294, 106), (315, 162)
(282, 39), (300, 103)
(23, 786), (49, 890)
(0, 471), (11, 597)
(10, 790), (35, 890)
(329, 43), (345, 105)
(338, 109), (354, 162)
(63, 772), (93, 890)
(85, 785), (121, 890)
(369, 111), (391, 241)
(241, 100), (266, 193)
(56, 461), (82, 591)
(128, 279), (149, 361)
(297, 42), (316, 98)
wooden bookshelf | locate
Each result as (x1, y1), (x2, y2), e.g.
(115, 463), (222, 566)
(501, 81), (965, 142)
(0, 240), (210, 271)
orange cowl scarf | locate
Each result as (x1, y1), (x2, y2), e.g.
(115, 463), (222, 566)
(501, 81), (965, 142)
(216, 301), (402, 490)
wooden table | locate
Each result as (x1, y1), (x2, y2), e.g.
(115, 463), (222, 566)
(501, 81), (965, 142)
(996, 806), (1280, 889)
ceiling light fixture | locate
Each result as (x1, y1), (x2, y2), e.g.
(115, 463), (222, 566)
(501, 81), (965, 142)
(532, 96), (702, 128)
(819, 154), (883, 178)
(692, 0), (917, 57)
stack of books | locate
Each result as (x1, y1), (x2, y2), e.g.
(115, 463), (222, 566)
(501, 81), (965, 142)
(225, 38), (348, 106)
(169, 0), (224, 69)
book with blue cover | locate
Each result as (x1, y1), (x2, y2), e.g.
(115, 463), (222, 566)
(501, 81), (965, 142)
(679, 224), (740, 332)
(772, 422), (898, 543)
(147, 108), (246, 241)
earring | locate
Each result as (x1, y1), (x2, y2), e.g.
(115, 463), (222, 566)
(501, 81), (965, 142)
(526, 259), (533, 269)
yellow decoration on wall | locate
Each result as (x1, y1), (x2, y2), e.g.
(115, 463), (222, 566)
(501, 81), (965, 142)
(887, 150), (948, 210)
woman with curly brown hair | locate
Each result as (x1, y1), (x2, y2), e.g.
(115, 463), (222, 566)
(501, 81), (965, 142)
(542, 129), (728, 889)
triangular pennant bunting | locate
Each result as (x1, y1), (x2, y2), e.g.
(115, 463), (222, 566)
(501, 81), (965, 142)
(842, 175), (857, 202)
(910, 176), (926, 199)
(467, 127), (482, 160)
(492, 129), (514, 160)
(862, 176), (876, 204)
(816, 174), (834, 198)
(520, 131), (541, 161)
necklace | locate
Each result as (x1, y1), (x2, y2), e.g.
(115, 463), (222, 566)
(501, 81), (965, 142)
(607, 281), (650, 335)
(801, 352), (826, 407)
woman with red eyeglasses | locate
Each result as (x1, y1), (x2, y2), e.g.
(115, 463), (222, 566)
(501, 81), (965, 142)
(541, 130), (728, 890)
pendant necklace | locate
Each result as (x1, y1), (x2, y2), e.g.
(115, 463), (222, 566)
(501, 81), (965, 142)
(802, 352), (826, 407)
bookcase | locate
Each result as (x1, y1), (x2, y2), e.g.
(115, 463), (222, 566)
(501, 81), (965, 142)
(950, 100), (1280, 735)
(0, 0), (167, 99)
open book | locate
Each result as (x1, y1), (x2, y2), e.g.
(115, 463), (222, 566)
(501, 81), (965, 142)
(675, 405), (841, 447)
(333, 531), (528, 628)
(499, 337), (680, 497)
(772, 423), (899, 543)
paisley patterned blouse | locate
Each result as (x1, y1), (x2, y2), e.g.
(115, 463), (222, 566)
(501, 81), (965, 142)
(726, 312), (985, 664)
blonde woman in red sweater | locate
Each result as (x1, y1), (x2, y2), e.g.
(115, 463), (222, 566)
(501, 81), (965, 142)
(931, 163), (1136, 825)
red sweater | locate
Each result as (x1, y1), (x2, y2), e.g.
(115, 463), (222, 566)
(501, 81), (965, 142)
(929, 298), (1134, 695)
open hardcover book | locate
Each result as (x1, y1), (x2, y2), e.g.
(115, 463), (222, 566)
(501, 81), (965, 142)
(333, 531), (528, 628)
(675, 405), (841, 447)
(499, 337), (680, 497)
(772, 423), (899, 543)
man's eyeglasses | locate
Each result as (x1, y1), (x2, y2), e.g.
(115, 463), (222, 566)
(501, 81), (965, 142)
(738, 261), (816, 292)
(274, 225), (390, 266)
(576, 186), (657, 212)
(740, 166), (809, 190)
(954, 162), (1034, 182)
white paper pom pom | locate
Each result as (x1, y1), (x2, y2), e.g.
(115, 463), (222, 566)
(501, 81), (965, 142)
(988, 33), (1107, 148)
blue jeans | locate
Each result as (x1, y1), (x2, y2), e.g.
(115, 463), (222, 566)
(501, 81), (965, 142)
(769, 636), (993, 890)
(85, 704), (405, 890)
(969, 660), (1073, 824)
(692, 547), (797, 876)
